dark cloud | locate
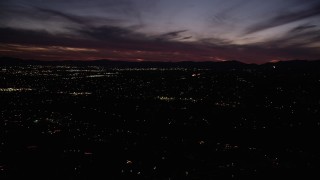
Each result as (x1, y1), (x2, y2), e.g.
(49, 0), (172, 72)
(289, 24), (317, 33)
(285, 31), (320, 47)
(0, 26), (195, 53)
(208, 0), (248, 25)
(156, 30), (188, 41)
(0, 27), (74, 46)
(35, 7), (122, 27)
(0, 26), (133, 50)
(79, 26), (146, 41)
(0, 6), (123, 29)
(36, 7), (91, 25)
(199, 37), (233, 46)
(74, 26), (199, 52)
(256, 24), (320, 48)
(244, 3), (320, 34)
(182, 36), (192, 40)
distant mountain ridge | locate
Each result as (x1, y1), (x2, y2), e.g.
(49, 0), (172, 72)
(1, 57), (320, 71)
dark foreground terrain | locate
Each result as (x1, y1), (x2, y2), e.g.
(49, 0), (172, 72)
(1, 59), (320, 179)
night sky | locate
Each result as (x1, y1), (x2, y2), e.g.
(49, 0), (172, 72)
(0, 0), (320, 63)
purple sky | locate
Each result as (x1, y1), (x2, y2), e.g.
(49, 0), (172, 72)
(1, 0), (320, 63)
